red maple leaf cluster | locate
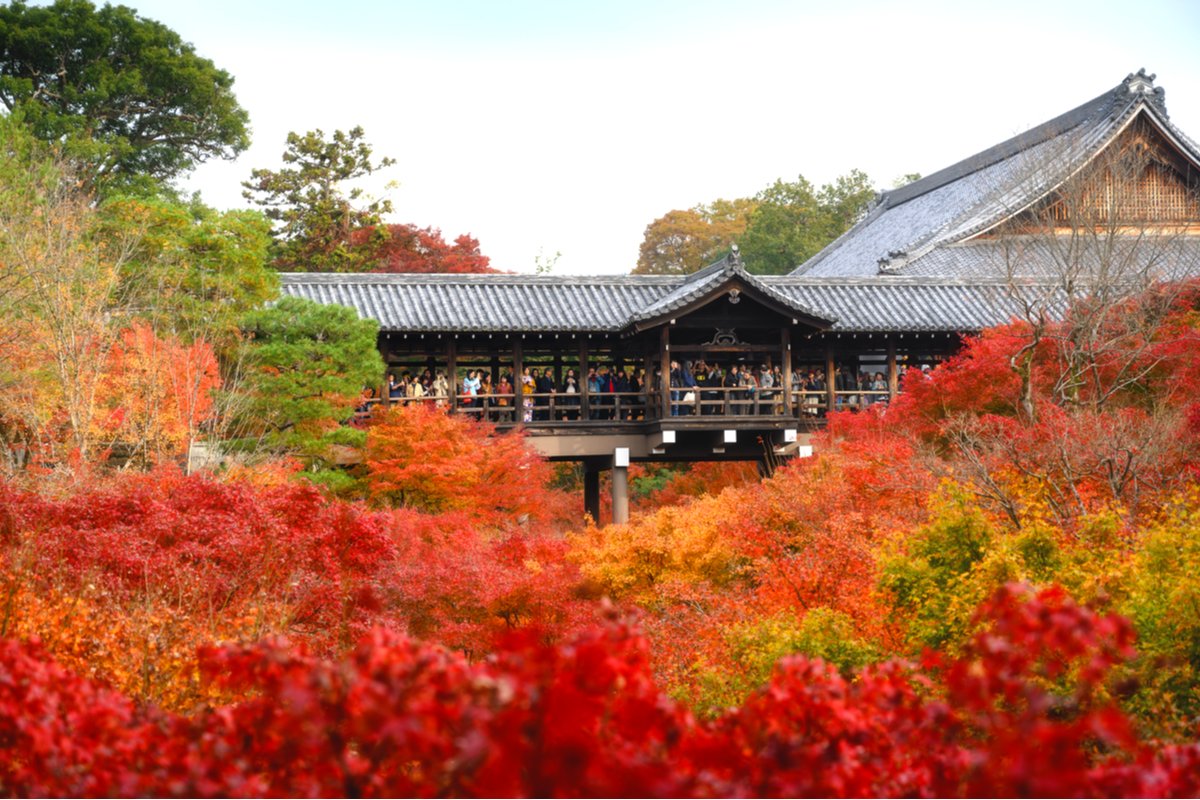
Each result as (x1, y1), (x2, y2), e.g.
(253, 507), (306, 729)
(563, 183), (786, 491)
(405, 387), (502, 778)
(2, 585), (1198, 797)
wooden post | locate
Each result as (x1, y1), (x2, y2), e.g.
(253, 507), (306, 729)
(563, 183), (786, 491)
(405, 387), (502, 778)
(824, 341), (836, 413)
(643, 350), (655, 419)
(512, 336), (523, 425)
(781, 327), (793, 417)
(583, 462), (601, 524)
(447, 337), (458, 412)
(579, 338), (590, 420)
(552, 352), (562, 420)
(611, 463), (629, 524)
(660, 325), (671, 419)
(887, 337), (899, 400)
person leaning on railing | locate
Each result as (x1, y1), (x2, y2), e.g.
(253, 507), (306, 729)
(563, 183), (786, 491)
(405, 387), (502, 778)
(433, 372), (450, 408)
(495, 373), (513, 421)
(407, 372), (427, 403)
(521, 367), (535, 422)
(758, 365), (773, 413)
(561, 369), (580, 421)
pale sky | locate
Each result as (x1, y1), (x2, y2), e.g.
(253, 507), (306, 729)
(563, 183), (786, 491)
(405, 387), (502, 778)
(120, 0), (1200, 274)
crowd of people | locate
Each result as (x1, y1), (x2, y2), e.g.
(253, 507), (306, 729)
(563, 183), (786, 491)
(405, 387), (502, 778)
(356, 360), (932, 423)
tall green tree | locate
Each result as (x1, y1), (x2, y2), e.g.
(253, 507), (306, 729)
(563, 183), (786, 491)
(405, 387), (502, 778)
(0, 0), (250, 193)
(238, 296), (384, 462)
(739, 169), (876, 275)
(242, 127), (396, 272)
(98, 194), (277, 348)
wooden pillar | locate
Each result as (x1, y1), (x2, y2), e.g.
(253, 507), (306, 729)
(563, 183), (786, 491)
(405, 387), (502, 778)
(583, 462), (601, 524)
(378, 335), (390, 402)
(824, 341), (836, 412)
(659, 325), (671, 419)
(579, 338), (590, 420)
(643, 349), (656, 419)
(552, 352), (562, 420)
(781, 327), (793, 416)
(447, 336), (458, 412)
(887, 337), (899, 400)
(512, 336), (523, 424)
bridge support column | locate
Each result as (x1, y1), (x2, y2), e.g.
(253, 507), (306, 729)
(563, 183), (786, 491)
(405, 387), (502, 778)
(584, 462), (601, 524)
(611, 447), (630, 525)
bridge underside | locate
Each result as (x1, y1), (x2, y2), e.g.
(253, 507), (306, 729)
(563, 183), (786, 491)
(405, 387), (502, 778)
(522, 419), (814, 525)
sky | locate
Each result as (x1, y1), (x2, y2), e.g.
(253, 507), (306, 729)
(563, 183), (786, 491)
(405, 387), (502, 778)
(116, 0), (1200, 274)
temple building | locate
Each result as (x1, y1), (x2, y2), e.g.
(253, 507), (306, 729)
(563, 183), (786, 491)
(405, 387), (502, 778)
(282, 70), (1200, 522)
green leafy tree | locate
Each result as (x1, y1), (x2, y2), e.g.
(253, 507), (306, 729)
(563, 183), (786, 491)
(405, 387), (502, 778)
(0, 0), (250, 193)
(739, 169), (876, 275)
(634, 198), (758, 275)
(238, 296), (383, 462)
(99, 195), (277, 348)
(242, 127), (396, 272)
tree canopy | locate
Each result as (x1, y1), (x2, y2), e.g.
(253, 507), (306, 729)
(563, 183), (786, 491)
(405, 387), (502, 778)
(351, 223), (495, 274)
(243, 127), (396, 271)
(634, 198), (758, 275)
(635, 170), (877, 275)
(238, 296), (384, 462)
(0, 0), (249, 192)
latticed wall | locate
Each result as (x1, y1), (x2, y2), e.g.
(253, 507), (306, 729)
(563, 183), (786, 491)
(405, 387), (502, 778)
(1045, 162), (1200, 224)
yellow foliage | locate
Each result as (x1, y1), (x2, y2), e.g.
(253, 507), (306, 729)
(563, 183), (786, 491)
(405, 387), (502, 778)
(570, 487), (748, 601)
(1, 577), (272, 711)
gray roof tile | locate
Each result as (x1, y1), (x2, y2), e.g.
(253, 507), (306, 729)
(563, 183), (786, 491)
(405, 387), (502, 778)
(280, 272), (1070, 335)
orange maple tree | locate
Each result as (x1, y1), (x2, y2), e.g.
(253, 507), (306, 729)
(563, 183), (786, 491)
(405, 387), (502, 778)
(92, 323), (221, 465)
(362, 404), (571, 528)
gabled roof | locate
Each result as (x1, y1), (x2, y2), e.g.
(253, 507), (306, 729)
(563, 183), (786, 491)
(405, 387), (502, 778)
(623, 248), (835, 331)
(792, 70), (1200, 279)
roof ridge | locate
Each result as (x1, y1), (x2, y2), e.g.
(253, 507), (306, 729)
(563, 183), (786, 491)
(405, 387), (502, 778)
(880, 81), (1131, 210)
(765, 275), (1063, 287)
(277, 272), (684, 285)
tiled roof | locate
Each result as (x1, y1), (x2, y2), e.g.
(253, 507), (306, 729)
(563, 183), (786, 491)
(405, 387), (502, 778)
(793, 70), (1200, 280)
(279, 273), (675, 332)
(280, 272), (1067, 334)
(280, 72), (1197, 339)
(771, 279), (1067, 332)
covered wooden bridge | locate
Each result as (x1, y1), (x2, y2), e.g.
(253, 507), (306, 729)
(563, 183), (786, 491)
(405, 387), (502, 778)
(281, 70), (1200, 522)
(281, 254), (1030, 520)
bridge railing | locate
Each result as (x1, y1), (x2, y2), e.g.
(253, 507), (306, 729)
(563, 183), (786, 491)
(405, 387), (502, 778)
(355, 387), (898, 425)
